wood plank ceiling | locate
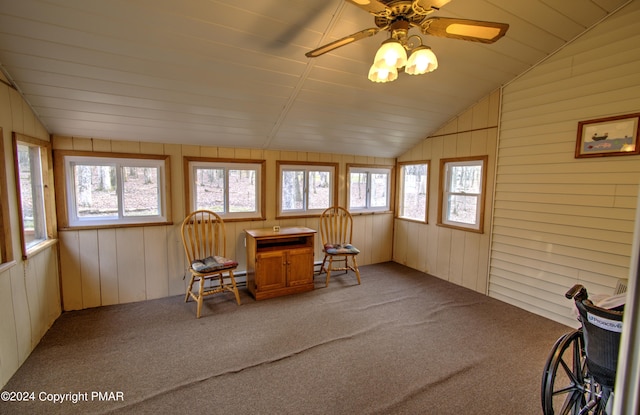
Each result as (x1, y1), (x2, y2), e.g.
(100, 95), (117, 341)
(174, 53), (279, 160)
(0, 0), (631, 158)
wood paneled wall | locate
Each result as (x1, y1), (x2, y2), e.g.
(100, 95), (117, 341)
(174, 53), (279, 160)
(394, 90), (499, 293)
(0, 75), (61, 388)
(52, 136), (395, 310)
(3, 1), (637, 390)
(490, 2), (640, 327)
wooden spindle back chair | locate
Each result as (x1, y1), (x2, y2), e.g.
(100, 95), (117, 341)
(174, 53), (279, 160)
(181, 210), (240, 318)
(319, 206), (361, 287)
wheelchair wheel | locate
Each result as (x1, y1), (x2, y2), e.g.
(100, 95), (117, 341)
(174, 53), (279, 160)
(541, 329), (611, 414)
(541, 330), (587, 414)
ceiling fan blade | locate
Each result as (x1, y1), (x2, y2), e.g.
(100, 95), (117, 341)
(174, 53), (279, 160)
(420, 17), (509, 44)
(344, 0), (388, 15)
(305, 28), (380, 58)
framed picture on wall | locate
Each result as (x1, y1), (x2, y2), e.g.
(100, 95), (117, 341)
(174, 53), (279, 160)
(575, 113), (640, 158)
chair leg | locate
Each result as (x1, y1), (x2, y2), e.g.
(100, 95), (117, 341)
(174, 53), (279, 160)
(196, 277), (205, 318)
(325, 257), (333, 287)
(352, 256), (361, 285)
(229, 271), (241, 305)
(319, 255), (328, 274)
(185, 274), (196, 302)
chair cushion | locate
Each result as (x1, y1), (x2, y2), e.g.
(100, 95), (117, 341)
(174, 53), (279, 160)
(324, 244), (360, 255)
(191, 256), (238, 273)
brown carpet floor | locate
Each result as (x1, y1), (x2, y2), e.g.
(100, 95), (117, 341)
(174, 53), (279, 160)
(1, 262), (570, 414)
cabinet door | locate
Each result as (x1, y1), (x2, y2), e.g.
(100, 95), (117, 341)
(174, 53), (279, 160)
(255, 251), (287, 291)
(287, 247), (314, 286)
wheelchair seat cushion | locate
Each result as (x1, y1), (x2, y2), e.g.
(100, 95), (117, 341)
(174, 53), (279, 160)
(324, 243), (360, 255)
(191, 256), (238, 273)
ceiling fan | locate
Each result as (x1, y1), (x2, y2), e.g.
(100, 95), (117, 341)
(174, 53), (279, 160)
(305, 0), (509, 82)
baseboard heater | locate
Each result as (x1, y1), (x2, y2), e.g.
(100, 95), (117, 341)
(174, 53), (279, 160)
(203, 261), (325, 289)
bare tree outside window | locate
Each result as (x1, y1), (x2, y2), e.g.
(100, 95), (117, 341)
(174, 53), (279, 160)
(349, 172), (368, 208)
(282, 170), (304, 210)
(399, 163), (428, 221)
(188, 160), (263, 219)
(348, 166), (391, 211)
(370, 173), (389, 207)
(278, 163), (335, 216)
(123, 167), (160, 216)
(73, 165), (117, 218)
(228, 169), (256, 212)
(60, 153), (169, 227)
(14, 133), (54, 258)
(17, 143), (47, 246)
(307, 170), (330, 210)
(195, 168), (224, 212)
(446, 164), (481, 225)
(439, 156), (487, 232)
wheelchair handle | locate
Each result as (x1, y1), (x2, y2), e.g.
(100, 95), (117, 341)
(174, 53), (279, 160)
(565, 284), (588, 301)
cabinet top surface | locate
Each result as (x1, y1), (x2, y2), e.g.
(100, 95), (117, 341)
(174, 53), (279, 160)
(244, 226), (316, 238)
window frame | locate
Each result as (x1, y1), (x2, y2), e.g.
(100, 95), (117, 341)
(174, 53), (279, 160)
(346, 164), (393, 213)
(54, 150), (172, 230)
(184, 157), (266, 221)
(276, 161), (338, 219)
(438, 156), (488, 233)
(396, 160), (430, 223)
(0, 129), (13, 266)
(13, 133), (56, 259)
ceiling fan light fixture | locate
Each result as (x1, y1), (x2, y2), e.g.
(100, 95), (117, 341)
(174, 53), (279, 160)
(368, 63), (398, 83)
(373, 38), (407, 69)
(306, 3), (510, 83)
(405, 46), (438, 75)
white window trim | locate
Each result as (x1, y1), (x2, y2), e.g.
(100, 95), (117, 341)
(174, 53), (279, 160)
(64, 155), (168, 227)
(277, 162), (337, 218)
(186, 159), (264, 220)
(347, 165), (392, 212)
(54, 150), (172, 229)
(439, 157), (487, 232)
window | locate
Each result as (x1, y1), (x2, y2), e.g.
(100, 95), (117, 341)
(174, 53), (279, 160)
(397, 161), (429, 222)
(277, 162), (337, 217)
(347, 165), (392, 212)
(13, 133), (55, 258)
(185, 157), (265, 220)
(438, 156), (487, 232)
(55, 151), (171, 228)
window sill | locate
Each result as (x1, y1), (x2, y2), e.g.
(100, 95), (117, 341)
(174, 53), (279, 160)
(276, 213), (323, 220)
(24, 238), (58, 260)
(58, 221), (173, 231)
(219, 215), (266, 223)
(0, 259), (17, 274)
(395, 216), (427, 224)
(350, 210), (393, 216)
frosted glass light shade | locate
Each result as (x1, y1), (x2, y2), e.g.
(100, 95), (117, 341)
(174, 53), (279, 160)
(405, 46), (438, 75)
(373, 39), (407, 69)
(368, 64), (398, 83)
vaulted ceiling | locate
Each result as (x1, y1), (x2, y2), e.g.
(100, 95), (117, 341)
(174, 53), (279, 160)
(0, 0), (631, 158)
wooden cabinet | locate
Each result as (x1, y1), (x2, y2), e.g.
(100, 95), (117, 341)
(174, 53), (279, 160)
(245, 227), (316, 300)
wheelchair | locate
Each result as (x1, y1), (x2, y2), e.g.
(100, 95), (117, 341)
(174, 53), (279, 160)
(540, 284), (624, 415)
